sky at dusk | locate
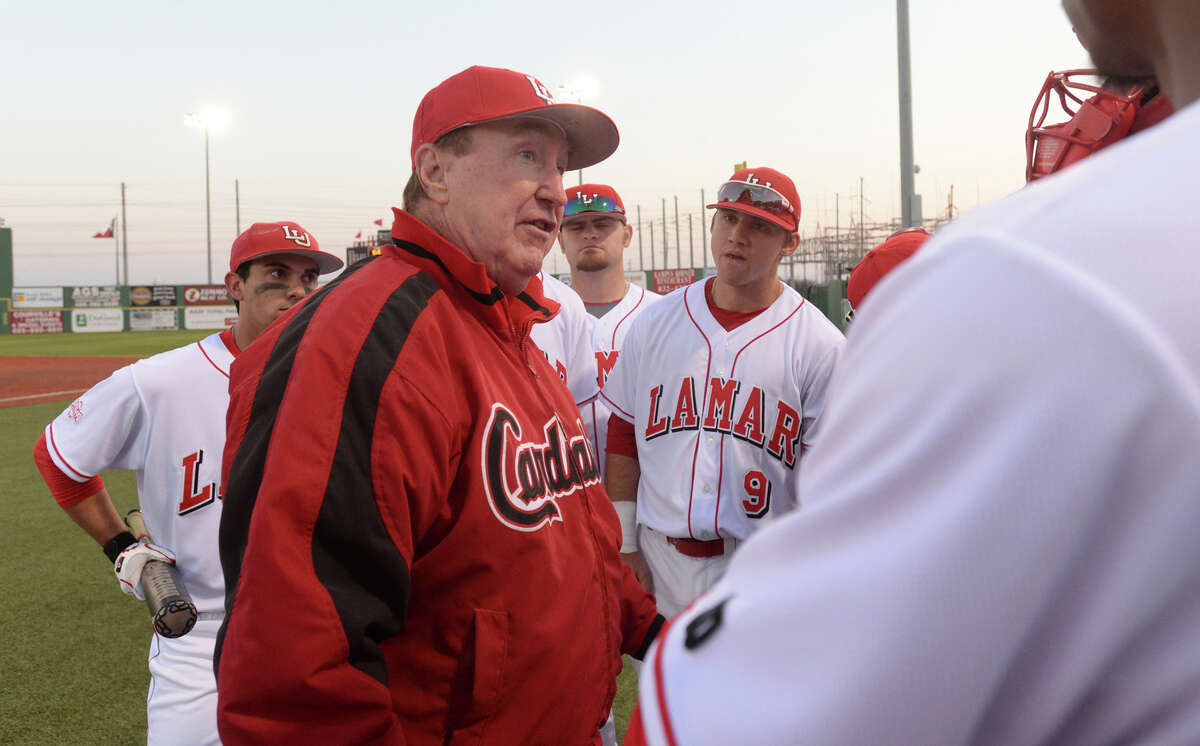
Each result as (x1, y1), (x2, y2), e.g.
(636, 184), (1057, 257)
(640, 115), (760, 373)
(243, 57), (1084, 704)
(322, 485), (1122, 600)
(1, 0), (1089, 285)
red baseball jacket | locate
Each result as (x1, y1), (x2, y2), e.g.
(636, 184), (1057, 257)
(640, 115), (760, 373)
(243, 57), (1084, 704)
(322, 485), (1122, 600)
(216, 209), (661, 745)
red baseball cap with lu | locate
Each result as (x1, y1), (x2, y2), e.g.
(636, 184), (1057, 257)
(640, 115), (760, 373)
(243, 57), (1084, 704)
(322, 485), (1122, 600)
(706, 167), (801, 232)
(562, 183), (626, 223)
(846, 228), (931, 308)
(410, 66), (619, 171)
(228, 221), (344, 275)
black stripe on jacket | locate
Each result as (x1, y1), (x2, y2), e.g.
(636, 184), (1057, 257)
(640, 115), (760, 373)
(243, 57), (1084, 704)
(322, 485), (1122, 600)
(215, 257), (367, 673)
(310, 271), (441, 684)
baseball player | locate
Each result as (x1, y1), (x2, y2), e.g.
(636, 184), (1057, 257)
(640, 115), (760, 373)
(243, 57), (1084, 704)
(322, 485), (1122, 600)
(215, 66), (663, 745)
(529, 269), (601, 407)
(601, 166), (844, 618)
(625, 2), (1200, 742)
(32, 221), (342, 745)
(557, 183), (662, 478)
(844, 227), (930, 324)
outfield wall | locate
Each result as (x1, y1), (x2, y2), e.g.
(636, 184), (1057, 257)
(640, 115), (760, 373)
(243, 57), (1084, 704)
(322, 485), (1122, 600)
(2, 269), (846, 335)
(6, 283), (235, 335)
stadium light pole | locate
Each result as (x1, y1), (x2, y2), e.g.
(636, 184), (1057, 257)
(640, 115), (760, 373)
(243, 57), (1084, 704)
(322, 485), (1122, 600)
(185, 110), (229, 283)
(897, 0), (917, 228)
(557, 79), (598, 186)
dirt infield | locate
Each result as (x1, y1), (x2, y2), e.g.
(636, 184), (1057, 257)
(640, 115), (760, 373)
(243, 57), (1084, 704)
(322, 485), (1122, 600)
(0, 356), (139, 409)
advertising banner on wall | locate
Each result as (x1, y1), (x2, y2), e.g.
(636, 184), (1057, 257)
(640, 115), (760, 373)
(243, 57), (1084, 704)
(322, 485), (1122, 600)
(651, 268), (696, 294)
(71, 286), (121, 307)
(11, 310), (64, 334)
(71, 308), (124, 333)
(183, 285), (230, 306)
(130, 286), (178, 306)
(184, 306), (236, 330)
(130, 308), (179, 331)
(12, 287), (64, 308)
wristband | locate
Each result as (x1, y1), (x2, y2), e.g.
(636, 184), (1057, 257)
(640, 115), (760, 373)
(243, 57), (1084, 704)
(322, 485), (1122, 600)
(103, 530), (137, 563)
(614, 501), (638, 553)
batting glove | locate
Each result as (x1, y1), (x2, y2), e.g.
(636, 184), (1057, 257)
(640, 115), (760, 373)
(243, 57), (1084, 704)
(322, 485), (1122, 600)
(114, 540), (177, 601)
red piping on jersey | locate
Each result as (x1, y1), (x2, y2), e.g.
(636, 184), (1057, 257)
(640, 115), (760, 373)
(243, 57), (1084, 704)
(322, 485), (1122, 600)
(610, 286), (647, 348)
(600, 390), (634, 421)
(682, 284), (714, 541)
(588, 400), (601, 466)
(47, 424), (95, 480)
(219, 327), (241, 357)
(197, 335), (232, 378)
(651, 616), (682, 746)
(714, 301), (805, 536)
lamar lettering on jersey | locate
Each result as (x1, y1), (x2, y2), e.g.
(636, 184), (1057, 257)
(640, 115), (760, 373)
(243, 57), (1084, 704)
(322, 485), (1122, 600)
(179, 449), (220, 516)
(483, 403), (600, 532)
(595, 350), (619, 388)
(644, 377), (803, 468)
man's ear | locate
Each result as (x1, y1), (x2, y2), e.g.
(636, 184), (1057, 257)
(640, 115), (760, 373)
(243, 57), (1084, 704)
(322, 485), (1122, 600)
(622, 222), (634, 248)
(224, 270), (245, 302)
(414, 143), (451, 206)
(780, 231), (801, 258)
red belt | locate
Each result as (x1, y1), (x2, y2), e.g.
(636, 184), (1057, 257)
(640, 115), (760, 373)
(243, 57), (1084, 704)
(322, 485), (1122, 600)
(666, 536), (725, 558)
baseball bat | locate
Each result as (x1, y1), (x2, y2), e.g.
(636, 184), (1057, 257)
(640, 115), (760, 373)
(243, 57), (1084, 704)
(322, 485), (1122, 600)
(124, 509), (197, 639)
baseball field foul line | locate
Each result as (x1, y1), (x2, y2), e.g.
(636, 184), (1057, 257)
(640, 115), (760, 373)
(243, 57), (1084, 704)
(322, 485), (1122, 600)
(0, 389), (86, 404)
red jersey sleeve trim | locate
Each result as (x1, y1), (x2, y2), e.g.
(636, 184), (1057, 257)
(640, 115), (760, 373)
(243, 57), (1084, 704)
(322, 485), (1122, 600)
(606, 413), (638, 459)
(34, 433), (105, 509)
(47, 424), (96, 480)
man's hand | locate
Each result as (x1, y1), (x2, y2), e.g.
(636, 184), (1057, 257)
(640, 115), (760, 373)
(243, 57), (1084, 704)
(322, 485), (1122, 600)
(621, 550), (653, 592)
(114, 540), (177, 601)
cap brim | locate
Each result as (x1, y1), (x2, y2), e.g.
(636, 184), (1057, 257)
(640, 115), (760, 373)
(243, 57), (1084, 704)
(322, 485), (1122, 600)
(707, 202), (796, 232)
(495, 103), (619, 171)
(244, 249), (344, 275)
(562, 210), (626, 223)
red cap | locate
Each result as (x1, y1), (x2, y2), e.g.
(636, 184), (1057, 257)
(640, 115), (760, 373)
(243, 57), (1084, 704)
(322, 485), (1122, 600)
(563, 183), (626, 222)
(229, 222), (344, 275)
(706, 167), (801, 232)
(846, 228), (930, 309)
(411, 66), (619, 172)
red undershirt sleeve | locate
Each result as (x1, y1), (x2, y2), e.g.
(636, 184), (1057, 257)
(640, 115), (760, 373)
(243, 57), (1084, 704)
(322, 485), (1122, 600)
(34, 433), (105, 509)
(606, 413), (638, 460)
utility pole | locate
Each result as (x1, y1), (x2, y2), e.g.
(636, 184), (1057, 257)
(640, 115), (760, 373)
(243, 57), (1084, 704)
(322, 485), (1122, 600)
(661, 198), (668, 269)
(673, 196), (681, 268)
(859, 177), (865, 257)
(120, 182), (129, 286)
(235, 179), (241, 234)
(688, 214), (694, 269)
(636, 204), (644, 271)
(897, 0), (917, 228)
(700, 188), (708, 267)
(649, 220), (656, 270)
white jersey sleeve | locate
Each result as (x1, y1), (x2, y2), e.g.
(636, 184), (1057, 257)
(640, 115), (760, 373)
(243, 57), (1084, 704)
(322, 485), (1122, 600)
(634, 231), (1200, 745)
(45, 366), (149, 479)
(529, 272), (601, 407)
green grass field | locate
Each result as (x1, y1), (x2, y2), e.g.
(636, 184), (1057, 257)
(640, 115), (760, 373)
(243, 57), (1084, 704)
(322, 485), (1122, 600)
(0, 329), (211, 357)
(1, 329), (638, 743)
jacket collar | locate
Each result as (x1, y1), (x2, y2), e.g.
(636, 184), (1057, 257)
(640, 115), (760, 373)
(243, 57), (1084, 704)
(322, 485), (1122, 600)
(385, 208), (559, 335)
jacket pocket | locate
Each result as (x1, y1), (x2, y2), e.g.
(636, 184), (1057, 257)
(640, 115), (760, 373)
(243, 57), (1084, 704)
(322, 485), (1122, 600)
(447, 608), (510, 746)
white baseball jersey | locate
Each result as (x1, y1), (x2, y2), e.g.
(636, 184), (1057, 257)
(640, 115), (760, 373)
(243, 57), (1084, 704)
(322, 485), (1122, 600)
(529, 271), (600, 407)
(582, 282), (662, 478)
(633, 99), (1200, 745)
(601, 279), (843, 541)
(44, 329), (234, 745)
